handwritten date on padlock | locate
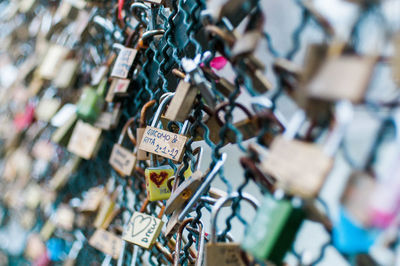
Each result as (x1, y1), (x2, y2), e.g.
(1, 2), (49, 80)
(138, 126), (187, 161)
(122, 212), (164, 249)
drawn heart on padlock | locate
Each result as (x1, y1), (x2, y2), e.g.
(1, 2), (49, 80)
(150, 171), (169, 187)
(131, 215), (152, 237)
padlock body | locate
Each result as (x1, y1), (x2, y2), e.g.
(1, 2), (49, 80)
(241, 195), (304, 264)
(145, 166), (174, 201)
(76, 87), (103, 122)
(205, 243), (246, 266)
(122, 212), (164, 249)
(109, 144), (136, 177)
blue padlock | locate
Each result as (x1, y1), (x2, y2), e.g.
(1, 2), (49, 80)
(46, 238), (66, 261)
(332, 207), (379, 255)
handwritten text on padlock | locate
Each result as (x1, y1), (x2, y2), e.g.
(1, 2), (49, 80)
(139, 126), (187, 161)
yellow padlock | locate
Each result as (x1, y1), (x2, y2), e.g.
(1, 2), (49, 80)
(145, 166), (174, 201)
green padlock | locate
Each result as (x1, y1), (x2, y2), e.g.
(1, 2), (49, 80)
(76, 79), (107, 123)
(241, 190), (304, 264)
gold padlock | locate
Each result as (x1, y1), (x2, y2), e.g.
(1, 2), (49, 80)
(67, 120), (102, 160)
(109, 117), (137, 177)
(122, 199), (164, 249)
(206, 193), (259, 266)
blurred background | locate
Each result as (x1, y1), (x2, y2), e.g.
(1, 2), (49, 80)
(1, 0), (400, 265)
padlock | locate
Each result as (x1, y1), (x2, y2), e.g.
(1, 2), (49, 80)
(306, 55), (377, 104)
(215, 102), (259, 144)
(54, 0), (81, 21)
(79, 186), (105, 213)
(35, 97), (61, 122)
(340, 171), (376, 227)
(105, 78), (131, 102)
(138, 92), (188, 162)
(137, 99), (156, 160)
(165, 147), (204, 214)
(164, 79), (198, 122)
(76, 78), (107, 123)
(182, 54), (217, 109)
(206, 192), (259, 266)
(145, 165), (175, 201)
(89, 229), (123, 259)
(142, 94), (188, 201)
(174, 218), (205, 266)
(109, 117), (137, 177)
(25, 234), (47, 262)
(241, 190), (305, 264)
(122, 198), (164, 249)
(38, 23), (76, 80)
(176, 152), (227, 223)
(94, 188), (121, 230)
(38, 44), (69, 80)
(53, 204), (75, 231)
(231, 31), (262, 60)
(67, 120), (102, 160)
(217, 0), (259, 27)
(52, 58), (78, 89)
(109, 24), (142, 79)
(242, 57), (273, 94)
(261, 101), (353, 198)
(94, 102), (122, 130)
(201, 66), (236, 98)
(18, 0), (36, 13)
(51, 112), (78, 146)
(332, 206), (378, 255)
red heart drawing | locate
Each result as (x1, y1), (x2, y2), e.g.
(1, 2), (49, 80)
(150, 171), (169, 187)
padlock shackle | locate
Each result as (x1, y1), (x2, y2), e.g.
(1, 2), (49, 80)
(210, 192), (259, 243)
(130, 2), (150, 25)
(205, 25), (236, 46)
(174, 218), (205, 266)
(178, 153), (227, 221)
(138, 198), (165, 218)
(150, 92), (174, 127)
(215, 102), (254, 127)
(251, 96), (288, 129)
(240, 156), (275, 192)
(171, 146), (203, 192)
(140, 100), (156, 128)
(141, 29), (165, 44)
(192, 146), (203, 173)
(117, 117), (137, 145)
